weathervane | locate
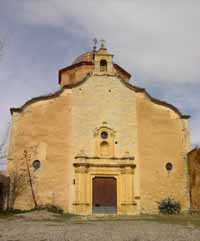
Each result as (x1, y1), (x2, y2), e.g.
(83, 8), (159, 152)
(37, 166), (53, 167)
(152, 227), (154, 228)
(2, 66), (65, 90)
(93, 38), (98, 51)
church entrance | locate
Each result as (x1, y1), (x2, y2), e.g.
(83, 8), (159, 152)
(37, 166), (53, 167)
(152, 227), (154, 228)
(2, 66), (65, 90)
(92, 177), (117, 214)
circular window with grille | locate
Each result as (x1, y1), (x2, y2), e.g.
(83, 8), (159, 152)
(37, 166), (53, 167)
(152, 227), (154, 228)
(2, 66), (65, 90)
(101, 131), (108, 139)
(165, 162), (173, 171)
(32, 160), (41, 170)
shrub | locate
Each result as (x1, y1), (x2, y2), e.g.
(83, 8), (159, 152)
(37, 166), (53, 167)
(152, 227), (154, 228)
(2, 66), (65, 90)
(158, 198), (181, 215)
(5, 204), (64, 215)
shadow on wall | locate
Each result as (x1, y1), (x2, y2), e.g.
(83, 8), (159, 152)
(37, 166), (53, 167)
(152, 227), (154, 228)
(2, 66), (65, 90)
(0, 173), (9, 210)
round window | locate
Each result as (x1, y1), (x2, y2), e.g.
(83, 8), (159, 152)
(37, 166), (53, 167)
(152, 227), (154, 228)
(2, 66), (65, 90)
(165, 162), (173, 171)
(32, 160), (41, 170)
(101, 131), (108, 139)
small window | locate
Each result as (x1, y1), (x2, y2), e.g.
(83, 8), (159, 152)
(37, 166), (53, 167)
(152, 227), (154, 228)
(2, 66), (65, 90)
(165, 162), (173, 171)
(100, 59), (107, 72)
(32, 160), (41, 170)
(101, 131), (108, 139)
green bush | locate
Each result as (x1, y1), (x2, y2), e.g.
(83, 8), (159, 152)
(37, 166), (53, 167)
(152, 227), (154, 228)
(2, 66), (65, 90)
(158, 198), (181, 215)
(4, 208), (34, 214)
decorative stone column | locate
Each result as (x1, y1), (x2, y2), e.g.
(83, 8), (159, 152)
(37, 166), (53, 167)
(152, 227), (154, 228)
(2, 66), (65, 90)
(120, 166), (136, 214)
(73, 151), (90, 214)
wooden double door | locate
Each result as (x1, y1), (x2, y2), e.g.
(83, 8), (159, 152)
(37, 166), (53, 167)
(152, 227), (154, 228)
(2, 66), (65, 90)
(92, 177), (117, 213)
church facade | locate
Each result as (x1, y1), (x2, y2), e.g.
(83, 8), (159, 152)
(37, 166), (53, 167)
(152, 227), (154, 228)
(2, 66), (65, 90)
(6, 45), (191, 215)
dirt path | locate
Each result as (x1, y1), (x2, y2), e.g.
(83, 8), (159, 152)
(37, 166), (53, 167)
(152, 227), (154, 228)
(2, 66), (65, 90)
(0, 212), (200, 241)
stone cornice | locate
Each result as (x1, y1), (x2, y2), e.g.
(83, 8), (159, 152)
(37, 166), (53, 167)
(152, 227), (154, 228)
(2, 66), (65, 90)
(75, 156), (134, 160)
(73, 163), (136, 169)
(10, 73), (190, 120)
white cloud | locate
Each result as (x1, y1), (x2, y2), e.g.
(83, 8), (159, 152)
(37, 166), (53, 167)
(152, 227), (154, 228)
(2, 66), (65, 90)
(13, 0), (200, 83)
(0, 0), (199, 159)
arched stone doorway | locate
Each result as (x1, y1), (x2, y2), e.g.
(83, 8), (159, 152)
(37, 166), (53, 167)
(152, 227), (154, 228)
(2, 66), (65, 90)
(92, 177), (117, 214)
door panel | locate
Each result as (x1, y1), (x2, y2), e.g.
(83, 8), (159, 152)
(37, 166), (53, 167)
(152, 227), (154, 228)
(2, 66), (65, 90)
(92, 177), (117, 211)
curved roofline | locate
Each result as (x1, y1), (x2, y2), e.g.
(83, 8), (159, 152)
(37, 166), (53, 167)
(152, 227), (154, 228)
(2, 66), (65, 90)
(119, 77), (190, 119)
(11, 73), (190, 119)
(10, 74), (91, 114)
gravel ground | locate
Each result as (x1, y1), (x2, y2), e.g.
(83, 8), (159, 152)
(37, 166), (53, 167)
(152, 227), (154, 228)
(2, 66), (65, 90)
(0, 212), (200, 241)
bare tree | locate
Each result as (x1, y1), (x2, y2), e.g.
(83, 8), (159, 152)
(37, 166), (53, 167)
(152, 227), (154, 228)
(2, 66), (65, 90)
(24, 150), (38, 208)
(8, 168), (27, 209)
(8, 150), (39, 210)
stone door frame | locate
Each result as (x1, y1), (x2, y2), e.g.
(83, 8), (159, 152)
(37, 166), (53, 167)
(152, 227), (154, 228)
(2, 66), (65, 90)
(90, 174), (119, 214)
(73, 161), (136, 215)
(92, 176), (117, 214)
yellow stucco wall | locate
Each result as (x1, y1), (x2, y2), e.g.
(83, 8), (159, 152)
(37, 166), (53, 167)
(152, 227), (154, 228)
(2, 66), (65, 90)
(7, 91), (72, 210)
(69, 75), (139, 214)
(136, 93), (190, 213)
(6, 62), (190, 215)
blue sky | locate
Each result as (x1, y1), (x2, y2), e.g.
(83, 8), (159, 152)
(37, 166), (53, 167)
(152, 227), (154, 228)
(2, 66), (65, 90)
(0, 0), (200, 168)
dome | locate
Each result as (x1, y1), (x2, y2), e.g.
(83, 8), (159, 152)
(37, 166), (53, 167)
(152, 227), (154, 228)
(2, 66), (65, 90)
(72, 51), (94, 64)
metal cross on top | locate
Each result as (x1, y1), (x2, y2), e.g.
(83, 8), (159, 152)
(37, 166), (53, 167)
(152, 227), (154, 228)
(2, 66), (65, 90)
(93, 38), (98, 51)
(100, 39), (106, 48)
(92, 38), (106, 50)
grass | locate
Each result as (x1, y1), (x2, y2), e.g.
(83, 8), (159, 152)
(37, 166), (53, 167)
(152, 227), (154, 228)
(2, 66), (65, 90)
(1, 209), (200, 227)
(0, 210), (16, 219)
